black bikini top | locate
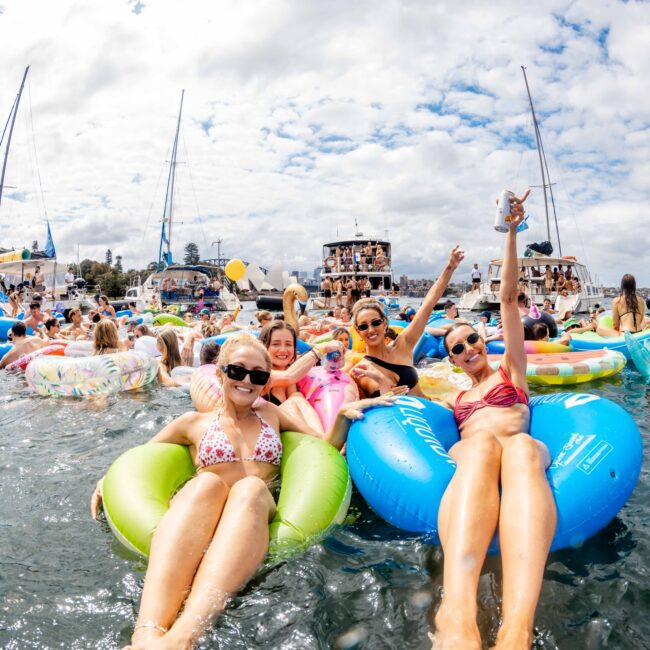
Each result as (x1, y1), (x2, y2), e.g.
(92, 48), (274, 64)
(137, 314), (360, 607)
(364, 355), (419, 389)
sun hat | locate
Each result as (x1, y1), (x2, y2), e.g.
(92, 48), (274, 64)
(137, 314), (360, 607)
(563, 318), (580, 330)
(200, 308), (210, 315)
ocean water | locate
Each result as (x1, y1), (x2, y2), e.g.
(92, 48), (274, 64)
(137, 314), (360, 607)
(0, 301), (648, 649)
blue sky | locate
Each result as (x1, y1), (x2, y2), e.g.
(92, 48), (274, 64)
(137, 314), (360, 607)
(0, 0), (648, 285)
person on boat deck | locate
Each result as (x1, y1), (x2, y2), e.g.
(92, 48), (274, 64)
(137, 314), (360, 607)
(428, 191), (555, 650)
(90, 334), (392, 648)
(471, 264), (481, 292)
(33, 265), (46, 292)
(596, 274), (647, 336)
(97, 295), (117, 321)
(8, 291), (23, 318)
(349, 247), (464, 399)
(555, 273), (566, 293)
(93, 320), (129, 355)
(0, 322), (49, 369)
(22, 302), (48, 333)
(258, 321), (349, 435)
(544, 265), (554, 294)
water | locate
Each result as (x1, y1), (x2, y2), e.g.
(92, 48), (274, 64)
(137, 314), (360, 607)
(1, 301), (648, 648)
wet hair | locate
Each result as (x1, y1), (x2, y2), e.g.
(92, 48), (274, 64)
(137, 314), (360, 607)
(200, 340), (221, 365)
(45, 318), (60, 332)
(10, 321), (26, 337)
(255, 310), (272, 324)
(92, 312), (101, 323)
(93, 320), (120, 355)
(156, 330), (182, 371)
(128, 302), (137, 309)
(530, 322), (549, 341)
(620, 274), (639, 317)
(259, 321), (297, 363)
(443, 300), (456, 311)
(517, 292), (527, 304)
(351, 298), (386, 324)
(68, 308), (81, 320)
(134, 324), (153, 337)
(29, 302), (40, 310)
(273, 313), (285, 321)
(442, 322), (478, 354)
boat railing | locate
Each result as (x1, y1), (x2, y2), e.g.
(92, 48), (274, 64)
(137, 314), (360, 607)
(322, 254), (391, 273)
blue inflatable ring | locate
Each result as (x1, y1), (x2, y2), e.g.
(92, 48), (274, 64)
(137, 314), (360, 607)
(347, 394), (642, 552)
(202, 329), (311, 354)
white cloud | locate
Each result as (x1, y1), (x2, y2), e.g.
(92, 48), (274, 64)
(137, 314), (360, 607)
(0, 0), (648, 285)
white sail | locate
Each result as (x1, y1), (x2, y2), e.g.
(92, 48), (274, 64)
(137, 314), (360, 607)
(245, 263), (265, 291)
(264, 265), (284, 291)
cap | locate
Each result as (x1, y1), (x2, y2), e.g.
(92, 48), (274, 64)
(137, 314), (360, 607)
(479, 311), (491, 319)
(563, 318), (580, 330)
(200, 308), (210, 315)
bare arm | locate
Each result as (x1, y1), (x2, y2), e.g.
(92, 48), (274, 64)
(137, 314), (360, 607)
(269, 341), (342, 387)
(500, 191), (530, 384)
(325, 395), (399, 450)
(612, 297), (620, 331)
(401, 246), (465, 348)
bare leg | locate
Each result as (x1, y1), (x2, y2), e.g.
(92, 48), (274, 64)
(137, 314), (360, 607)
(493, 434), (556, 650)
(279, 394), (325, 435)
(432, 435), (502, 649)
(130, 473), (229, 644)
(128, 476), (275, 649)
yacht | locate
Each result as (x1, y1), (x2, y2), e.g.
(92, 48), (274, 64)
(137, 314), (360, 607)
(125, 90), (239, 314)
(311, 222), (400, 309)
(457, 67), (604, 314)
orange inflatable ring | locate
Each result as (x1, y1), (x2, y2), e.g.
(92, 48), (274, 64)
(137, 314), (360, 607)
(325, 256), (336, 269)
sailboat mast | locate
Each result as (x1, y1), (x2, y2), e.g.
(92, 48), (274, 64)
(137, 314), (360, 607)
(157, 89), (184, 270)
(521, 66), (551, 243)
(0, 65), (30, 209)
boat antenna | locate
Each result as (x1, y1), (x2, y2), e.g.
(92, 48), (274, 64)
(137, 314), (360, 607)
(158, 89), (185, 271)
(0, 65), (30, 209)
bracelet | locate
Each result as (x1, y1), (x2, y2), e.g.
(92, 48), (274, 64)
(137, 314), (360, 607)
(133, 622), (168, 634)
(311, 348), (321, 362)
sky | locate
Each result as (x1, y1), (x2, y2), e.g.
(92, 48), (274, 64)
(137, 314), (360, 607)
(0, 0), (648, 286)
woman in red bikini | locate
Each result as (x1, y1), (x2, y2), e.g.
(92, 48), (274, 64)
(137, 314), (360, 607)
(91, 333), (390, 649)
(432, 191), (557, 650)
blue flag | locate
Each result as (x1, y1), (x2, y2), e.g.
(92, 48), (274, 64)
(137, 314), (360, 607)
(44, 222), (56, 258)
(516, 216), (530, 233)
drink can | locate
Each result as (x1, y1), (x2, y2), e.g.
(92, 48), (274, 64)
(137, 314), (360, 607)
(324, 350), (344, 372)
(494, 190), (514, 233)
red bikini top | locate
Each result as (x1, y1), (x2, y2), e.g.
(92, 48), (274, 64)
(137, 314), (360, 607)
(454, 366), (529, 428)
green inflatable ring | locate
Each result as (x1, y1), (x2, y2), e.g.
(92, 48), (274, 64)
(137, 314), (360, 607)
(152, 313), (190, 327)
(102, 432), (351, 558)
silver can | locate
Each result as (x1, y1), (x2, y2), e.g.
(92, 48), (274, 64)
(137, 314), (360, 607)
(494, 189), (514, 233)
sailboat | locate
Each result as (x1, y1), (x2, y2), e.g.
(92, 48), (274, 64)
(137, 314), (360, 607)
(0, 66), (96, 315)
(124, 90), (239, 312)
(458, 66), (604, 313)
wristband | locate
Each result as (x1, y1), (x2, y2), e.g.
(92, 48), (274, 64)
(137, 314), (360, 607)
(311, 348), (321, 362)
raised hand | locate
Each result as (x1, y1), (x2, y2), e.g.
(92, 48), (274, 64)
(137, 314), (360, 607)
(448, 245), (465, 270)
(508, 189), (530, 230)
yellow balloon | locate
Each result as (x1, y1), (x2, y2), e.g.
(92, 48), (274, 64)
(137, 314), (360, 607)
(225, 258), (246, 282)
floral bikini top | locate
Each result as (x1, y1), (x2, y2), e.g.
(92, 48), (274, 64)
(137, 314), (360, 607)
(197, 409), (282, 468)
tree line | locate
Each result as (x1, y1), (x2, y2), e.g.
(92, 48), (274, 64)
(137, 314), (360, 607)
(76, 243), (202, 298)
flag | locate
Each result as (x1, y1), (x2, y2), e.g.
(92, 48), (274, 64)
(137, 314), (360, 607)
(516, 216), (530, 233)
(44, 222), (56, 258)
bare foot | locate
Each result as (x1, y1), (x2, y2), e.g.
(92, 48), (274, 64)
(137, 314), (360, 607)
(124, 629), (192, 650)
(491, 625), (533, 649)
(431, 606), (482, 650)
(123, 628), (192, 650)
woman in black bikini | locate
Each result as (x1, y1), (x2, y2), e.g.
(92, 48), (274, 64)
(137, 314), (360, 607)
(349, 246), (464, 397)
(597, 273), (647, 336)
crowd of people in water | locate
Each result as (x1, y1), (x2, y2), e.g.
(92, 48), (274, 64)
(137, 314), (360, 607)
(1, 194), (648, 649)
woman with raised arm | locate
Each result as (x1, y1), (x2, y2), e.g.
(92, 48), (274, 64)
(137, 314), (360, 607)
(349, 246), (464, 398)
(431, 191), (556, 650)
(91, 334), (390, 648)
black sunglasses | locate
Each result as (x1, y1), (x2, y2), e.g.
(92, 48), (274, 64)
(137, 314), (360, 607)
(221, 364), (270, 385)
(450, 332), (481, 356)
(356, 318), (384, 332)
